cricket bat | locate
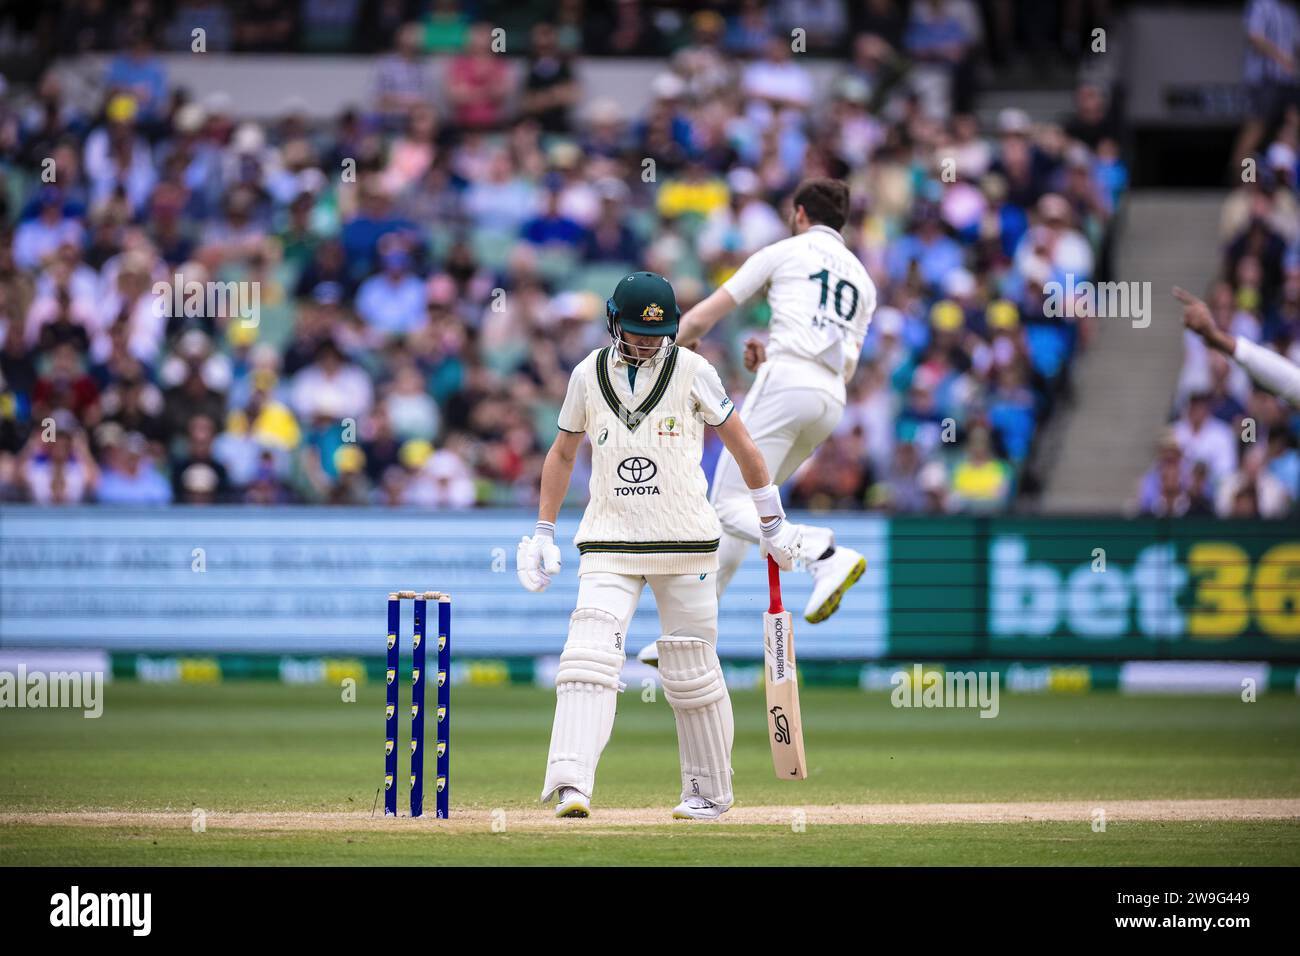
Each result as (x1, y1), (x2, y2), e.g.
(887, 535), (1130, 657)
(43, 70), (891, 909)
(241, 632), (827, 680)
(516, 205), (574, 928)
(763, 555), (807, 779)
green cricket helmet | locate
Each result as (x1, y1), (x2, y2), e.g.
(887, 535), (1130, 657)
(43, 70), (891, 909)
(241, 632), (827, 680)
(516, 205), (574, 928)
(605, 271), (681, 338)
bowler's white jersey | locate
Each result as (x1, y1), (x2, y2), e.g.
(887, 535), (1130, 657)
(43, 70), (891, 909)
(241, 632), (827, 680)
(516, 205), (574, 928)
(1234, 336), (1300, 406)
(722, 224), (876, 395)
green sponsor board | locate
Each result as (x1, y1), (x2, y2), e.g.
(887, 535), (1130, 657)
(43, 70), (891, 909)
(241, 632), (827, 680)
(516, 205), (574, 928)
(108, 653), (1297, 694)
(112, 654), (538, 686)
(889, 518), (983, 656)
(889, 518), (1300, 659)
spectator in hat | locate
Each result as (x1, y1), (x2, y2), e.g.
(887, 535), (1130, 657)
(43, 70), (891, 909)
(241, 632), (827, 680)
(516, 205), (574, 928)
(356, 245), (427, 338)
(1013, 193), (1095, 286)
(1138, 435), (1193, 517)
(97, 430), (173, 504)
(84, 93), (157, 216)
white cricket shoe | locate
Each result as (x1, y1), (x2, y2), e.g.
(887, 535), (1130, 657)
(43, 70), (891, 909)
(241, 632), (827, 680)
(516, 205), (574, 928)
(555, 786), (591, 818)
(799, 525), (834, 565)
(803, 545), (867, 624)
(636, 640), (660, 668)
(672, 796), (728, 820)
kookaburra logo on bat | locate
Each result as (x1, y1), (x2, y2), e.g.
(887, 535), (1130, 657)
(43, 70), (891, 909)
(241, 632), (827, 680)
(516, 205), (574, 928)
(770, 705), (791, 744)
(770, 619), (786, 679)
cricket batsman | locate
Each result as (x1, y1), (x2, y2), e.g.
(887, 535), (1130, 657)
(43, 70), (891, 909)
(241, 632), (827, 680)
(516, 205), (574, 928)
(517, 271), (800, 819)
(633, 178), (878, 665)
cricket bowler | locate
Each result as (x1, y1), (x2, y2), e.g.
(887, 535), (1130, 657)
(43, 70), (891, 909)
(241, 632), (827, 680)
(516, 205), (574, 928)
(1175, 286), (1300, 405)
(634, 178), (878, 665)
(517, 270), (801, 819)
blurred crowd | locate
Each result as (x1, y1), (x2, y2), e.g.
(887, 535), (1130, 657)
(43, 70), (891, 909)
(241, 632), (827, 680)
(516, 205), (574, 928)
(18, 0), (1105, 64)
(1140, 0), (1300, 519)
(0, 1), (1127, 510)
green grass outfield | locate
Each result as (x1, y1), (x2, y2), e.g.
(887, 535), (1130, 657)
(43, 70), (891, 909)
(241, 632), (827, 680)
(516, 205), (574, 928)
(2, 683), (1298, 865)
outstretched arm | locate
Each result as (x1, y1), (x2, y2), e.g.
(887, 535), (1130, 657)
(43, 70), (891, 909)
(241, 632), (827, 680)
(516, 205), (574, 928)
(680, 241), (783, 347)
(678, 287), (738, 349)
(1174, 286), (1235, 354)
(1175, 286), (1300, 405)
(1233, 337), (1300, 406)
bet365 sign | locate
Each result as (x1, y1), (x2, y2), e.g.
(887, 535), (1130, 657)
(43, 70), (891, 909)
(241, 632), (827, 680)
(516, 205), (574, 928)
(987, 523), (1299, 657)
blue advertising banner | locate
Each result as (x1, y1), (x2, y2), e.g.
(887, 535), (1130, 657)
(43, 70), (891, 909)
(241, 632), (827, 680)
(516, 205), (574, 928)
(0, 507), (888, 659)
(5, 508), (1295, 660)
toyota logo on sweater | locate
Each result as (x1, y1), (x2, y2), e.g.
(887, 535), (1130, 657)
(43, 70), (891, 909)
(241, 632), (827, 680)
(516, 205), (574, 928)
(616, 457), (659, 495)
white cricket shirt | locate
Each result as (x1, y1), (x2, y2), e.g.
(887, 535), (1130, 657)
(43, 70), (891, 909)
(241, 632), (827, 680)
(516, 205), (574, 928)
(722, 224), (877, 397)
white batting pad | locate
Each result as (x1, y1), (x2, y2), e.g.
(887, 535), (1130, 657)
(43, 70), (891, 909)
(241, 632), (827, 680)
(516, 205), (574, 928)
(540, 608), (626, 801)
(657, 636), (734, 807)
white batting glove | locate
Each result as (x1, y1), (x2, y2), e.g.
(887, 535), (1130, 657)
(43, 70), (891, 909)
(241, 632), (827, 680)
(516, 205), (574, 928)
(516, 525), (562, 593)
(759, 517), (801, 571)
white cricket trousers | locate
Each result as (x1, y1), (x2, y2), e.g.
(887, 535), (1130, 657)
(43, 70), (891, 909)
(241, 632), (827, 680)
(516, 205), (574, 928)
(709, 358), (844, 592)
(577, 570), (719, 645)
(541, 570), (721, 802)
